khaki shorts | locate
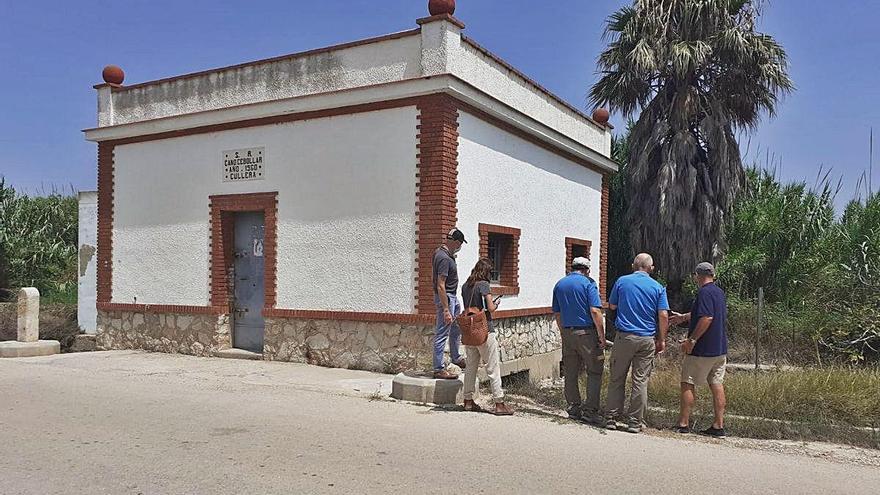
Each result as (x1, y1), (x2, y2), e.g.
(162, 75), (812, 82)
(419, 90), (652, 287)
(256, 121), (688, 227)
(681, 354), (727, 386)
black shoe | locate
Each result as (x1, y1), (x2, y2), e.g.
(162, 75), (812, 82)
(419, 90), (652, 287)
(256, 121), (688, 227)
(624, 422), (642, 434)
(580, 413), (604, 426)
(675, 425), (691, 434)
(567, 406), (583, 421)
(700, 426), (726, 438)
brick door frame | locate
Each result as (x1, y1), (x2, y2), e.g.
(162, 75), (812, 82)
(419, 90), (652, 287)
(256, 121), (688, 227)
(208, 192), (279, 312)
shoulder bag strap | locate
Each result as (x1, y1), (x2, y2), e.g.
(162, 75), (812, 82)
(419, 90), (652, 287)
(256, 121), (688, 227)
(466, 281), (478, 308)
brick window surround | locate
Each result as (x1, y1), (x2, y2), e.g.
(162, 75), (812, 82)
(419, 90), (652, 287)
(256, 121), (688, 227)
(478, 223), (520, 296)
(208, 192), (279, 311)
(565, 237), (593, 275)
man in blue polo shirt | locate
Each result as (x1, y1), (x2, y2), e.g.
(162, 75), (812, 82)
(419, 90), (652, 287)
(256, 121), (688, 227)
(670, 262), (729, 438)
(552, 257), (606, 423)
(605, 253), (669, 433)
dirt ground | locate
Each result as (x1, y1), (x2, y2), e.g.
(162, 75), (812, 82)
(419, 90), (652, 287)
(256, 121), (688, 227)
(1, 351), (878, 494)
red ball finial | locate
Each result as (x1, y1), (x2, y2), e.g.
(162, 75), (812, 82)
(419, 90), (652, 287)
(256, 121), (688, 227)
(428, 0), (456, 16)
(592, 108), (610, 125)
(102, 65), (125, 85)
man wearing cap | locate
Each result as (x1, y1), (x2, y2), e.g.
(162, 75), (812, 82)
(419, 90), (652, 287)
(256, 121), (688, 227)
(552, 257), (606, 423)
(670, 262), (729, 438)
(432, 228), (468, 379)
(605, 253), (669, 433)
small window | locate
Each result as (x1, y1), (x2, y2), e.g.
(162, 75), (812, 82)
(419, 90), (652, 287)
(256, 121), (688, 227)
(479, 223), (520, 295)
(565, 237), (592, 273)
(487, 234), (510, 284)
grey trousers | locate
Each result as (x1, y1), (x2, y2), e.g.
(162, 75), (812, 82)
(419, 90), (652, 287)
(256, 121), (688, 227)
(561, 328), (605, 415)
(605, 331), (655, 424)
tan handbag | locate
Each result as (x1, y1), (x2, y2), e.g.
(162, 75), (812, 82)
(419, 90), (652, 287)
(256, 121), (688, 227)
(457, 282), (489, 346)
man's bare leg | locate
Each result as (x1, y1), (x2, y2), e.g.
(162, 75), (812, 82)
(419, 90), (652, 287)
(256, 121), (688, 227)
(678, 382), (695, 427)
(709, 383), (726, 429)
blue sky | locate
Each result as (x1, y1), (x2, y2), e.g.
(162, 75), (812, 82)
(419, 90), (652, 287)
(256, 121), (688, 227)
(1, 0), (877, 209)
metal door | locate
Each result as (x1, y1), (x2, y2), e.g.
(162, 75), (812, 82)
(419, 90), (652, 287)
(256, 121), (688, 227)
(233, 211), (265, 352)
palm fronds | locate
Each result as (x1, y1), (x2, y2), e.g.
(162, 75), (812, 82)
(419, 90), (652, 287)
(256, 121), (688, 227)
(591, 0), (793, 298)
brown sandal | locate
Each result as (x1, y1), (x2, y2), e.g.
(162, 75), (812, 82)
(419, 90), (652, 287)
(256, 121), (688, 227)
(463, 399), (486, 413)
(433, 370), (459, 380)
(493, 402), (514, 416)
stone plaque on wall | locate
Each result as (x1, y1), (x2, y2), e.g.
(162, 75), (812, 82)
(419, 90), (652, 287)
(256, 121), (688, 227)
(223, 147), (265, 182)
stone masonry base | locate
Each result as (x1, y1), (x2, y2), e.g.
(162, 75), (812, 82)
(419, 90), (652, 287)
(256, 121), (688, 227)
(96, 310), (562, 380)
(263, 318), (435, 374)
(97, 310), (231, 357)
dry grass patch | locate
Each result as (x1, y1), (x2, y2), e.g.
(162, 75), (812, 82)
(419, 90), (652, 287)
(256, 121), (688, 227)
(648, 363), (880, 428)
(504, 358), (880, 449)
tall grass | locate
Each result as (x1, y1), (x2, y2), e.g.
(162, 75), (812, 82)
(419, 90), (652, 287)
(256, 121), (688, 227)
(0, 178), (78, 301)
(720, 169), (880, 362)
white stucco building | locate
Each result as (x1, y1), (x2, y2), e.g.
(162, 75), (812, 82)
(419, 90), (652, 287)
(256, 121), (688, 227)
(84, 1), (616, 379)
(77, 191), (98, 334)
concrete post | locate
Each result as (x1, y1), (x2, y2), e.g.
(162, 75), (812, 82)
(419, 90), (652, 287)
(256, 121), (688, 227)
(2, 287), (58, 357)
(78, 191), (98, 334)
(17, 287), (40, 343)
(418, 16), (463, 77)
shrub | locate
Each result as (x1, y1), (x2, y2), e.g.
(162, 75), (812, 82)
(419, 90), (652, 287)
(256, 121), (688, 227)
(0, 178), (78, 302)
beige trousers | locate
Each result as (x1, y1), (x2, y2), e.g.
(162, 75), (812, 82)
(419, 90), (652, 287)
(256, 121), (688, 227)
(561, 329), (605, 415)
(462, 333), (504, 402)
(605, 331), (655, 424)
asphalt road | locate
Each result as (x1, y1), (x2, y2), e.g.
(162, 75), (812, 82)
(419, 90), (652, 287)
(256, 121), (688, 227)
(1, 351), (877, 494)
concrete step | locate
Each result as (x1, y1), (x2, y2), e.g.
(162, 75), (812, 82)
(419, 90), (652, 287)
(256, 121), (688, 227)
(70, 334), (97, 352)
(0, 340), (61, 358)
(391, 370), (463, 405)
(214, 348), (263, 361)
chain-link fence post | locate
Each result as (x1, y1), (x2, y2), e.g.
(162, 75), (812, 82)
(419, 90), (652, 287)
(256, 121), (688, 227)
(755, 287), (764, 370)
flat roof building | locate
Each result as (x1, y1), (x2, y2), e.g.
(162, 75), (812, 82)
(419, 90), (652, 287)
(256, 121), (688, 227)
(84, 0), (615, 379)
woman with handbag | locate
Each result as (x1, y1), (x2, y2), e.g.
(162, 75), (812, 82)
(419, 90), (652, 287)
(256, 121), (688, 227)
(459, 257), (513, 416)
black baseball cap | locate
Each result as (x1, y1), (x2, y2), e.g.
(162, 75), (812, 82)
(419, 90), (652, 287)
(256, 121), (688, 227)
(447, 228), (467, 244)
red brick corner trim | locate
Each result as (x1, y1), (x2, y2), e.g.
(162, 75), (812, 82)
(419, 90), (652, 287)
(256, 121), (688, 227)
(96, 142), (115, 303)
(600, 174), (610, 300)
(209, 192), (279, 311)
(415, 94), (460, 314)
(478, 223), (521, 296)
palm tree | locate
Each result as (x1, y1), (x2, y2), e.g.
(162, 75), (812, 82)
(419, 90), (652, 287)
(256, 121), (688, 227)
(590, 0), (793, 302)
